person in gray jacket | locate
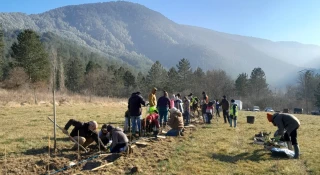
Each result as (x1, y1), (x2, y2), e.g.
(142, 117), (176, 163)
(106, 125), (129, 153)
(267, 113), (301, 159)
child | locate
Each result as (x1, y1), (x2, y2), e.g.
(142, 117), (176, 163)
(206, 101), (214, 123)
(142, 109), (160, 137)
(229, 99), (238, 127)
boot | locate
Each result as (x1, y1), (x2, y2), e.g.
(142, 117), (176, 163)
(293, 144), (300, 159)
(287, 141), (293, 150)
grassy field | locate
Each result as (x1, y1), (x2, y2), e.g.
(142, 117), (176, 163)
(0, 96), (320, 174)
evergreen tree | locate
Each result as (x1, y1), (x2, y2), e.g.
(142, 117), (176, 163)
(85, 60), (101, 74)
(65, 57), (84, 92)
(315, 82), (320, 108)
(0, 26), (4, 79)
(146, 61), (168, 91)
(177, 58), (192, 91)
(11, 29), (50, 83)
(167, 67), (179, 92)
(235, 73), (249, 99)
(249, 68), (268, 99)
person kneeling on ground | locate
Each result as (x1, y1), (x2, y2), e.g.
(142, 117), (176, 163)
(267, 113), (301, 159)
(142, 109), (160, 137)
(62, 119), (106, 150)
(99, 124), (110, 145)
(106, 125), (129, 153)
(166, 107), (184, 136)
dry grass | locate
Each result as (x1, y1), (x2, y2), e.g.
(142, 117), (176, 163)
(0, 90), (319, 174)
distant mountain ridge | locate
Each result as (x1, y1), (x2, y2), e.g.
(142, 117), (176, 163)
(1, 1), (319, 87)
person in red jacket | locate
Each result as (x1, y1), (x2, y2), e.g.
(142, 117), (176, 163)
(142, 109), (160, 137)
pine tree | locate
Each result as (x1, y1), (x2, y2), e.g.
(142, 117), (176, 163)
(235, 73), (248, 99)
(176, 58), (192, 91)
(65, 57), (84, 92)
(0, 26), (4, 79)
(11, 29), (50, 83)
(315, 82), (320, 108)
(146, 61), (168, 91)
(167, 67), (179, 92)
(249, 68), (268, 99)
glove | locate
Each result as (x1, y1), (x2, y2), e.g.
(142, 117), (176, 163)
(62, 129), (68, 134)
(274, 136), (281, 142)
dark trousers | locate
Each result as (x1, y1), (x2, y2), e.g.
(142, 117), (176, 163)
(284, 128), (298, 145)
(111, 143), (128, 153)
(222, 110), (229, 123)
(216, 108), (220, 117)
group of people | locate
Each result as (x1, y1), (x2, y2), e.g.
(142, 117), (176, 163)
(60, 87), (301, 159)
(62, 119), (129, 153)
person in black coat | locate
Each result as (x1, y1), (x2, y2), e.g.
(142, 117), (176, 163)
(128, 92), (146, 136)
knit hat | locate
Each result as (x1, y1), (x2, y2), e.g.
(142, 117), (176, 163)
(267, 113), (273, 122)
(106, 125), (114, 132)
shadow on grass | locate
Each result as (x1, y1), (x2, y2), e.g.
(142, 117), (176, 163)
(211, 149), (272, 163)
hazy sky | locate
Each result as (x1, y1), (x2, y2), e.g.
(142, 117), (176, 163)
(1, 0), (319, 45)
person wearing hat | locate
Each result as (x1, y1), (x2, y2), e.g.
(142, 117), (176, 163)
(166, 107), (184, 136)
(219, 95), (230, 124)
(106, 125), (129, 153)
(62, 119), (106, 150)
(148, 87), (157, 113)
(267, 113), (301, 159)
(229, 99), (238, 127)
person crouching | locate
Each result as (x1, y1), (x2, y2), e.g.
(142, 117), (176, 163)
(166, 107), (184, 136)
(267, 113), (301, 159)
(62, 119), (106, 150)
(106, 125), (129, 153)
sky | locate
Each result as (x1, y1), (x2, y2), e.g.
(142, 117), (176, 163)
(0, 0), (319, 45)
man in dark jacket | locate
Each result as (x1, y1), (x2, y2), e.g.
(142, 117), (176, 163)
(157, 91), (171, 127)
(267, 113), (301, 159)
(128, 92), (146, 136)
(219, 95), (230, 124)
(106, 125), (129, 153)
(63, 119), (106, 150)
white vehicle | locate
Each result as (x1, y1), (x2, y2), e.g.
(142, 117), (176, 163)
(234, 100), (243, 110)
(253, 106), (260, 111)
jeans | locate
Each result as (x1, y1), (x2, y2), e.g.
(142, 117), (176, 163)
(166, 129), (181, 136)
(131, 115), (141, 134)
(111, 143), (128, 153)
(158, 106), (169, 125)
(184, 111), (190, 124)
(229, 115), (237, 127)
(124, 117), (130, 132)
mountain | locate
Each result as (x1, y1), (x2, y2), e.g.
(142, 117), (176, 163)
(1, 1), (319, 87)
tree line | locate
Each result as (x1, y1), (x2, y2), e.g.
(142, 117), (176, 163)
(0, 28), (319, 112)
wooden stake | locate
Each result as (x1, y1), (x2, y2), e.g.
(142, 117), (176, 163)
(48, 135), (50, 174)
(91, 162), (113, 171)
(98, 134), (100, 155)
(4, 146), (6, 173)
